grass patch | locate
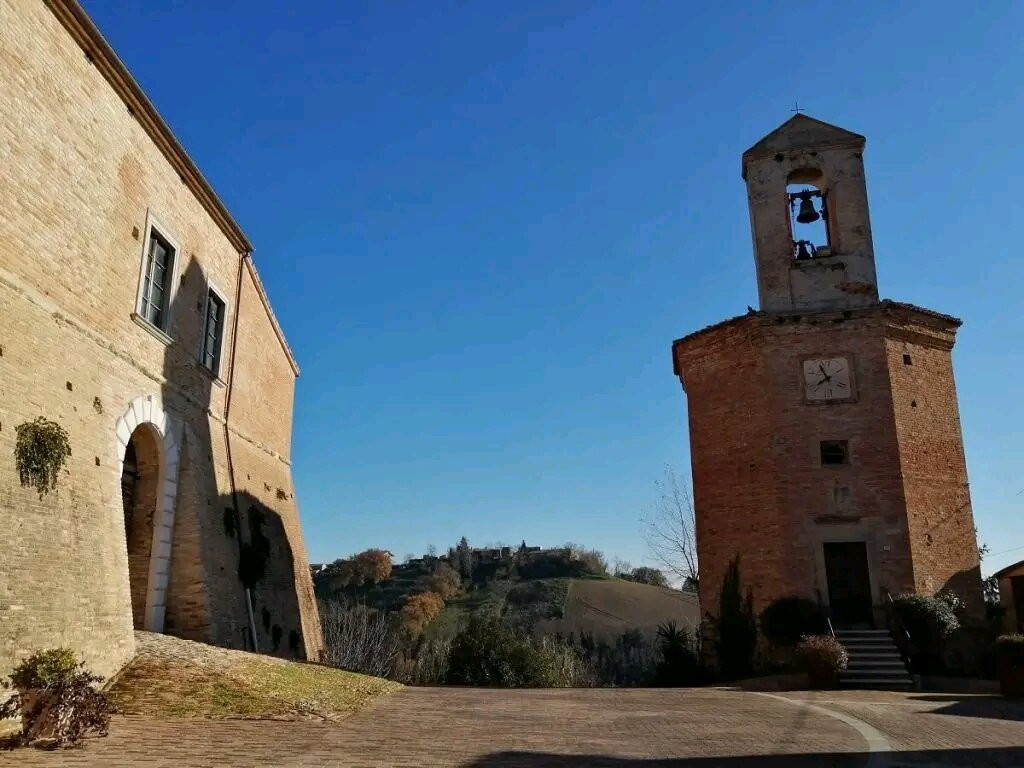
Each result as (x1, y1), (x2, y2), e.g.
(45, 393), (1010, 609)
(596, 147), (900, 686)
(108, 632), (400, 720)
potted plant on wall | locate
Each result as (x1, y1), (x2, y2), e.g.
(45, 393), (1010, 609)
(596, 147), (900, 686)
(995, 635), (1024, 698)
(0, 648), (113, 748)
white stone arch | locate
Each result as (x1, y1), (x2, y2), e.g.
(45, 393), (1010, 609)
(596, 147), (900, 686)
(114, 395), (181, 633)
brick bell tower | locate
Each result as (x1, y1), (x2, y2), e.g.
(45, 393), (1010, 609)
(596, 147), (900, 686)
(672, 115), (983, 628)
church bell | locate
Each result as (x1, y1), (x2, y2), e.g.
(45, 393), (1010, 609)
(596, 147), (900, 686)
(795, 192), (820, 224)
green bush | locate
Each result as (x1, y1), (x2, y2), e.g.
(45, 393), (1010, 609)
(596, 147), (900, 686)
(995, 635), (1024, 671)
(760, 597), (828, 647)
(445, 615), (582, 687)
(891, 593), (959, 672)
(8, 648), (79, 690)
(796, 634), (848, 688)
(892, 594), (960, 641)
(994, 635), (1024, 697)
(710, 556), (757, 680)
(654, 621), (700, 686)
(1, 648), (114, 748)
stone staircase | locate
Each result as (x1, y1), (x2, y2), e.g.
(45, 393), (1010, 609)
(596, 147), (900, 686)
(835, 629), (913, 689)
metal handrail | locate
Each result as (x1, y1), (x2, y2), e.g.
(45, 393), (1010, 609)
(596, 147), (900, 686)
(884, 589), (911, 643)
(826, 616), (836, 639)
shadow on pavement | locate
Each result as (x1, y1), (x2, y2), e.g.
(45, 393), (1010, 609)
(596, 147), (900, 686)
(463, 746), (1024, 767)
(907, 693), (1024, 722)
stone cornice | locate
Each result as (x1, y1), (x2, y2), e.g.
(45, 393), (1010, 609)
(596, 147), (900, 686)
(43, 0), (253, 255)
(671, 300), (962, 375)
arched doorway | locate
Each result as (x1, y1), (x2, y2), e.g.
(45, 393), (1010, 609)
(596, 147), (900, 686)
(120, 424), (162, 630)
(114, 395), (181, 632)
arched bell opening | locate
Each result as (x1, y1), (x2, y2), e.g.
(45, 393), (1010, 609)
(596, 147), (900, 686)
(121, 423), (164, 630)
(786, 168), (831, 260)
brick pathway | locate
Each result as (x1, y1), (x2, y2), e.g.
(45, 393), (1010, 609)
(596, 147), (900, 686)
(4, 687), (1024, 767)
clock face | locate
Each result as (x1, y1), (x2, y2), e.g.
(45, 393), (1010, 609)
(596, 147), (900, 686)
(802, 357), (852, 401)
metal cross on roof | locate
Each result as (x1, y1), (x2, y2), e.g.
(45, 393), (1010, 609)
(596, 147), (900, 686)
(791, 101), (805, 114)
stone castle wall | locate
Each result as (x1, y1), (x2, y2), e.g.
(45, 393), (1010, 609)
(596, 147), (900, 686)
(0, 0), (322, 678)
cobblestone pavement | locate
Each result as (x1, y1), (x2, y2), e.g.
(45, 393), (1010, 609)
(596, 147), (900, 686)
(4, 687), (1024, 767)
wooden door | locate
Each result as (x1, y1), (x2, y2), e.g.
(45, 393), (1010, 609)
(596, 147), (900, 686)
(823, 541), (873, 627)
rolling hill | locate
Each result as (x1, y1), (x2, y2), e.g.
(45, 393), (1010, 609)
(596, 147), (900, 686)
(427, 576), (700, 642)
(537, 578), (700, 640)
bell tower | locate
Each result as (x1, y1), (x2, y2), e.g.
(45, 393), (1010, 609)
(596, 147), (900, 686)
(743, 114), (879, 312)
(672, 115), (983, 634)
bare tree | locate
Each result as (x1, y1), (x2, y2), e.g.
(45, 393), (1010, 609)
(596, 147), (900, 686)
(641, 465), (698, 589)
(319, 600), (401, 678)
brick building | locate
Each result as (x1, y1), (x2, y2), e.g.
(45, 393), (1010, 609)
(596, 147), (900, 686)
(1, 0), (323, 678)
(672, 115), (983, 628)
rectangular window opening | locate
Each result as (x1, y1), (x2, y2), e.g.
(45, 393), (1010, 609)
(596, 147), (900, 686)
(202, 289), (226, 375)
(903, 353), (913, 365)
(140, 228), (176, 330)
(820, 440), (849, 466)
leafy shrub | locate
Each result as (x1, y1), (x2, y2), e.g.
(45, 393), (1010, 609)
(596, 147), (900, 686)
(760, 597), (828, 647)
(892, 594), (960, 642)
(445, 615), (579, 687)
(710, 556), (757, 680)
(14, 417), (72, 498)
(654, 621), (700, 686)
(7, 648), (79, 690)
(995, 635), (1024, 672)
(891, 593), (960, 672)
(796, 634), (848, 688)
(994, 635), (1024, 697)
(0, 648), (114, 748)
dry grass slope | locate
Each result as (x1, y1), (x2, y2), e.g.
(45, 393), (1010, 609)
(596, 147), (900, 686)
(108, 632), (400, 720)
(537, 579), (700, 640)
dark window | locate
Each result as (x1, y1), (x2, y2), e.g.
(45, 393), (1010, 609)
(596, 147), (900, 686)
(140, 229), (175, 329)
(820, 440), (849, 466)
(903, 353), (913, 365)
(202, 290), (225, 374)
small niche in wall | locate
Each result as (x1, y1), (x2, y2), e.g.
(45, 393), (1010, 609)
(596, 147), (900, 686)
(903, 353), (913, 365)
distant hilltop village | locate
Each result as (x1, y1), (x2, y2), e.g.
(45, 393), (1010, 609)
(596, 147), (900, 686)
(310, 541), (554, 577)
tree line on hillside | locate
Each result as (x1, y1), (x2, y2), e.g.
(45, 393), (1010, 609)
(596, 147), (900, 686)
(314, 465), (702, 687)
(314, 532), (698, 686)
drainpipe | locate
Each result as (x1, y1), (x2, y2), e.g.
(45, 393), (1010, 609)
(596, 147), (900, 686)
(225, 250), (258, 652)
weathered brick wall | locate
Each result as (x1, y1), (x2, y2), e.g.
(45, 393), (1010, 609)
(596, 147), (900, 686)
(224, 265), (323, 660)
(674, 304), (980, 622)
(885, 320), (983, 614)
(675, 319), (784, 617)
(0, 0), (322, 677)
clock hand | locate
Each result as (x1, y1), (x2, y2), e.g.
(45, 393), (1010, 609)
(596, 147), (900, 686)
(818, 363), (831, 381)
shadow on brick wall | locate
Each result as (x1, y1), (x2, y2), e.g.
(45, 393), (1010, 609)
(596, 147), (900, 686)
(150, 255), (305, 658)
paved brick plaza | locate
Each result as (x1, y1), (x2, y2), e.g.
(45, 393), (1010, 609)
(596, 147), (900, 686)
(5, 687), (1024, 767)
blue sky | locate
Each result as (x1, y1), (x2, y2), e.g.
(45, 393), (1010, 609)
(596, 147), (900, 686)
(85, 1), (1023, 575)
